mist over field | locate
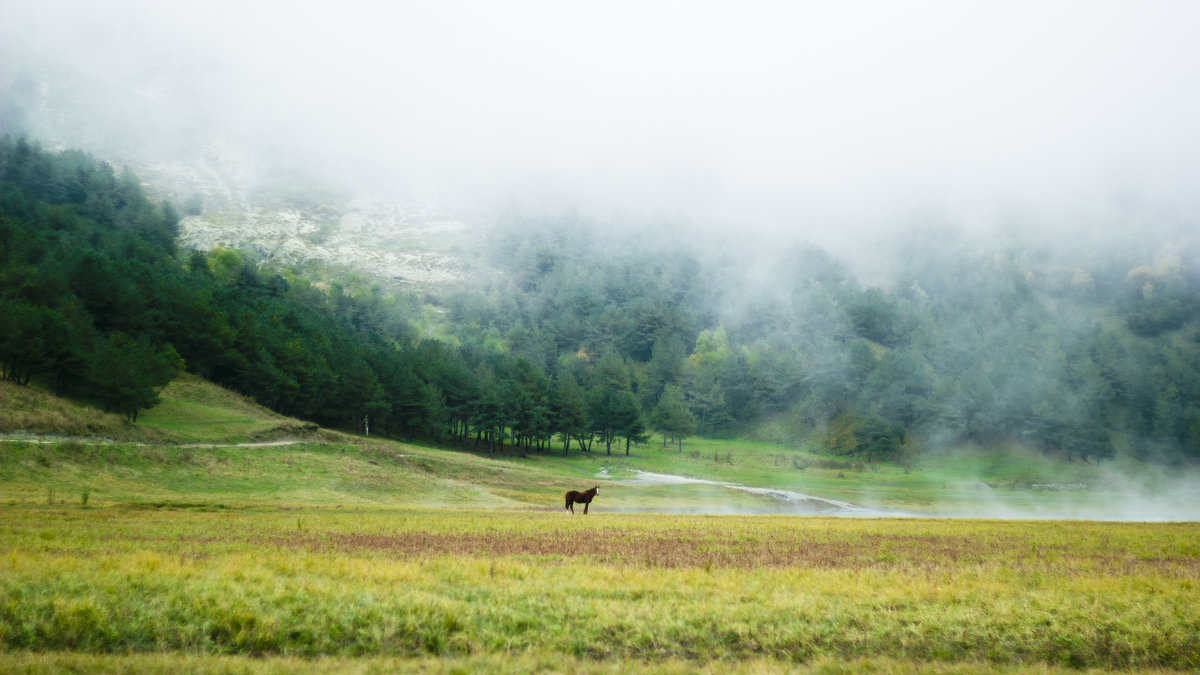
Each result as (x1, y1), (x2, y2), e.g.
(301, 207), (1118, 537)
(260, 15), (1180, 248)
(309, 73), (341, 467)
(2, 1), (1200, 520)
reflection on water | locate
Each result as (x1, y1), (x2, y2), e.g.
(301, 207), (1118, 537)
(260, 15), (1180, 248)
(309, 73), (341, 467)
(605, 468), (913, 517)
(598, 468), (1200, 521)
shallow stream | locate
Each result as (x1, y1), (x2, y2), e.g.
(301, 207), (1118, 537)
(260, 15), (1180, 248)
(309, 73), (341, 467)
(599, 468), (912, 517)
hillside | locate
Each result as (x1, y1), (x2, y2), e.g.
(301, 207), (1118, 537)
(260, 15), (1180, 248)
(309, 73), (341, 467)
(3, 138), (1199, 488)
(137, 373), (321, 443)
(0, 378), (171, 443)
(0, 373), (311, 444)
(4, 373), (1197, 520)
(1, 375), (544, 510)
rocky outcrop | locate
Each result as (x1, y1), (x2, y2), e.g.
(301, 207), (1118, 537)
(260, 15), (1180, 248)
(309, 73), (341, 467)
(179, 196), (472, 287)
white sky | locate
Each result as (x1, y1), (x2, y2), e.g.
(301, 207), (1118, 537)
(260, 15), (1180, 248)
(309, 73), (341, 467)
(4, 0), (1200, 238)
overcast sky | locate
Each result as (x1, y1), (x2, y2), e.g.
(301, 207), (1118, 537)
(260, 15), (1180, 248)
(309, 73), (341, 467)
(4, 0), (1200, 241)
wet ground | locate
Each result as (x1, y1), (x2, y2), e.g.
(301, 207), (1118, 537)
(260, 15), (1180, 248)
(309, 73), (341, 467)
(605, 469), (915, 517)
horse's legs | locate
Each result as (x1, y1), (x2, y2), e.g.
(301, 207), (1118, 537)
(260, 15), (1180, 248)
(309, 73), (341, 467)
(567, 502), (574, 514)
(584, 501), (589, 515)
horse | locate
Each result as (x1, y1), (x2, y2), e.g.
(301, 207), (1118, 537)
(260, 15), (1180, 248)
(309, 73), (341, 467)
(564, 486), (599, 514)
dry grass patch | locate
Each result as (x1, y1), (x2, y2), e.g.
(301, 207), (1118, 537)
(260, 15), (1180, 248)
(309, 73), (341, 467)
(0, 651), (1170, 673)
(0, 380), (170, 442)
(251, 514), (1200, 577)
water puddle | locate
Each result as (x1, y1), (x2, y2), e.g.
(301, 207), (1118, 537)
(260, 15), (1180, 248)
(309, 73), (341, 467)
(603, 468), (912, 517)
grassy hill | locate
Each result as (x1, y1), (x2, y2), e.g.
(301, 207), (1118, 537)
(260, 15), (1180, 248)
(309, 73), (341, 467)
(0, 374), (324, 445)
(137, 374), (322, 443)
(3, 375), (1197, 520)
(1, 379), (169, 443)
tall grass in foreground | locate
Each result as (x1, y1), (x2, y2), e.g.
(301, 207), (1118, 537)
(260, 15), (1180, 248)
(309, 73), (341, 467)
(0, 652), (1157, 674)
(1, 507), (1198, 670)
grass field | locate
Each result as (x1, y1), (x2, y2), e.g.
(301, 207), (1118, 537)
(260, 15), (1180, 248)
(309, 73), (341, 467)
(2, 377), (1199, 672)
(1, 507), (1198, 672)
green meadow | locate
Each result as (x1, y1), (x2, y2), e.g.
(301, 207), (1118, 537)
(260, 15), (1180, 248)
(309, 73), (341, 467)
(2, 378), (1199, 673)
(2, 505), (1198, 673)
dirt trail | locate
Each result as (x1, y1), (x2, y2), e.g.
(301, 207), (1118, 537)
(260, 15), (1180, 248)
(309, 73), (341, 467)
(0, 433), (303, 448)
(177, 440), (302, 448)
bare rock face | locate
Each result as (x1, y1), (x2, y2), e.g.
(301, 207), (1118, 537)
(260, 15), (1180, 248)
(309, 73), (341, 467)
(179, 195), (474, 288)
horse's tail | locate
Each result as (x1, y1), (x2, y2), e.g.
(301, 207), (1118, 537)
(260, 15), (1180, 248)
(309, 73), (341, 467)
(564, 492), (571, 509)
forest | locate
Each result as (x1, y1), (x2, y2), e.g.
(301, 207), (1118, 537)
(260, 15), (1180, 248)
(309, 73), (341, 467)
(2, 136), (1199, 465)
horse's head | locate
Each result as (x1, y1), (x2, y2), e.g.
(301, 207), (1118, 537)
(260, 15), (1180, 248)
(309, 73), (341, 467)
(592, 486), (599, 494)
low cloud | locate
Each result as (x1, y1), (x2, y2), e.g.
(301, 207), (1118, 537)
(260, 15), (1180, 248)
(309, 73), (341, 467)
(4, 1), (1200, 249)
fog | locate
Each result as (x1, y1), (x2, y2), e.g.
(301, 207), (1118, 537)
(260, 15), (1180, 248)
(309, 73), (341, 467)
(5, 0), (1200, 250)
(600, 465), (1200, 521)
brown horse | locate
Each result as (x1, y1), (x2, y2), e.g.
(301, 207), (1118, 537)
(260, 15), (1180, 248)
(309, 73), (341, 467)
(564, 486), (599, 514)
